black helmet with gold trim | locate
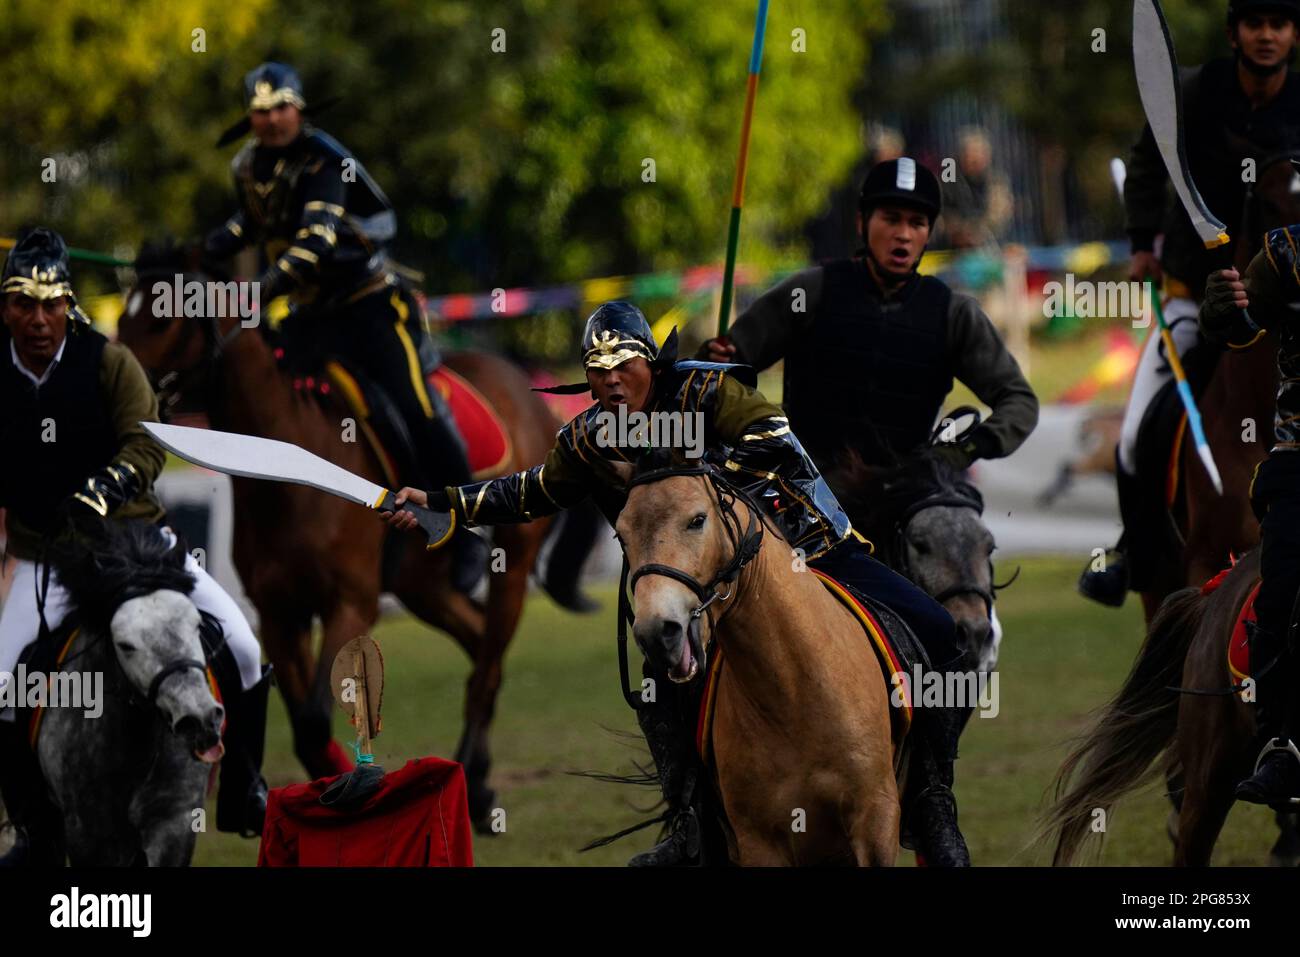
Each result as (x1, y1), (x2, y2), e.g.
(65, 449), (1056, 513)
(535, 300), (679, 395)
(218, 62), (318, 147)
(243, 62), (307, 112)
(1, 227), (91, 324)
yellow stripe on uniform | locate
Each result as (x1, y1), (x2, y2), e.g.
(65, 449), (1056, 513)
(391, 291), (433, 419)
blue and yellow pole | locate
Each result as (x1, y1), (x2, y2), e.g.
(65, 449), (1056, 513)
(717, 0), (771, 335)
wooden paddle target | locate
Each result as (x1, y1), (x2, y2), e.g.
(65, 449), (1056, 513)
(330, 635), (385, 752)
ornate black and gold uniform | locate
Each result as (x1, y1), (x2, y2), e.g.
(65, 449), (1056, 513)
(446, 358), (853, 562)
(1201, 218), (1300, 807)
(206, 62), (482, 589)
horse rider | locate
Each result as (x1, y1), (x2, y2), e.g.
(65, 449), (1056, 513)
(0, 227), (271, 864)
(1201, 228), (1300, 807)
(1081, 0), (1300, 606)
(203, 61), (485, 591)
(700, 157), (1039, 645)
(384, 300), (973, 867)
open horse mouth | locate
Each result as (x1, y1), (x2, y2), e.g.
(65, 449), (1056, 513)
(668, 618), (705, 683)
(195, 741), (226, 764)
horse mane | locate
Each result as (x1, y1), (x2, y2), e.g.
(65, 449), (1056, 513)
(826, 446), (982, 537)
(45, 519), (196, 637)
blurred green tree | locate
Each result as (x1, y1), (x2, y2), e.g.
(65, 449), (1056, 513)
(0, 0), (885, 298)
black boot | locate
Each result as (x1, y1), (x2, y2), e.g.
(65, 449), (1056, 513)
(0, 721), (64, 867)
(416, 386), (487, 595)
(628, 697), (701, 867)
(215, 665), (272, 837)
(906, 703), (971, 867)
(1078, 541), (1129, 608)
(1237, 631), (1300, 809)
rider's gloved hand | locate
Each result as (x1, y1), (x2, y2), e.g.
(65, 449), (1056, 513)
(1199, 268), (1250, 343)
(700, 336), (738, 363)
(70, 462), (142, 518)
(929, 442), (976, 472)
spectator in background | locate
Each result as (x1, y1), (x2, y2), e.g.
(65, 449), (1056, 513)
(940, 127), (1014, 250)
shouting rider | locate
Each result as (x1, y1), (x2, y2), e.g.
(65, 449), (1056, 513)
(204, 61), (485, 590)
(384, 301), (973, 867)
(1200, 224), (1300, 807)
(0, 228), (271, 864)
(701, 157), (1038, 646)
(1081, 0), (1300, 606)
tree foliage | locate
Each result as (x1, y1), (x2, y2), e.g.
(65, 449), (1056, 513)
(0, 0), (884, 295)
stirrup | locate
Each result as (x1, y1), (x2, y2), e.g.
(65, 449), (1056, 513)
(1243, 738), (1300, 807)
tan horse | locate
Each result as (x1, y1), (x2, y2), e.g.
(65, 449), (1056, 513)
(615, 465), (900, 865)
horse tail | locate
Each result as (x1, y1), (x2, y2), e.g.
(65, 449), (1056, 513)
(538, 499), (604, 613)
(1042, 586), (1205, 865)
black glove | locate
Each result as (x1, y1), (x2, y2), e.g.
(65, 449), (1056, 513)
(70, 462), (142, 518)
(929, 427), (997, 472)
(1200, 269), (1246, 342)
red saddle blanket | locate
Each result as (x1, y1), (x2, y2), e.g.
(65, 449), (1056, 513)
(258, 757), (474, 867)
(427, 367), (513, 480)
(1201, 566), (1262, 684)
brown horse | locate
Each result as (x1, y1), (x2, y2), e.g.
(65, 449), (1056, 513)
(615, 465), (901, 865)
(116, 263), (564, 827)
(1126, 153), (1299, 863)
(1137, 152), (1297, 627)
(1046, 550), (1267, 866)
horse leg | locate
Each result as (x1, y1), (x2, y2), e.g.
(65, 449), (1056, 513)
(850, 798), (899, 866)
(456, 524), (545, 831)
(257, 610), (348, 778)
(1175, 706), (1240, 866)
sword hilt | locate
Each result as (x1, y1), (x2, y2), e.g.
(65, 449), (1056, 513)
(377, 491), (456, 550)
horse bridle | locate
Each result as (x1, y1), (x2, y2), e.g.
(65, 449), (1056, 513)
(615, 464), (765, 709)
(891, 487), (1003, 615)
(132, 268), (245, 417)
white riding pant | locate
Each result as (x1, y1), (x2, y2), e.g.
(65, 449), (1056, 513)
(0, 527), (262, 720)
(1117, 296), (1201, 477)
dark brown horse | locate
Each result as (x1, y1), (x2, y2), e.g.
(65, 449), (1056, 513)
(1115, 154), (1299, 863)
(1047, 550), (1267, 866)
(117, 262), (567, 828)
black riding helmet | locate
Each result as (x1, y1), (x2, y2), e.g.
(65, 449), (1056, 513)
(859, 157), (943, 227)
(536, 300), (679, 395)
(1, 226), (92, 326)
(1228, 0), (1300, 24)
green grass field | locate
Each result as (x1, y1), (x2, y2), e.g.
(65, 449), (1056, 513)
(192, 555), (1280, 867)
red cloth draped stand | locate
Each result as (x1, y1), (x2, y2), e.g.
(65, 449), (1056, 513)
(258, 757), (474, 867)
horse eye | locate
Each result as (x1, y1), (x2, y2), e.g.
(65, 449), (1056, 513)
(115, 641), (137, 655)
(688, 513), (707, 530)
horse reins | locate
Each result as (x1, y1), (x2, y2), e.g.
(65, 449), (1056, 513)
(615, 464), (765, 710)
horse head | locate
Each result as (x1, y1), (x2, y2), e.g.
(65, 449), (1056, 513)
(117, 240), (230, 418)
(824, 434), (1000, 675)
(48, 519), (225, 763)
(615, 460), (765, 684)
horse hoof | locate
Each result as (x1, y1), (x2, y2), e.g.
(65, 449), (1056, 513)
(469, 788), (499, 833)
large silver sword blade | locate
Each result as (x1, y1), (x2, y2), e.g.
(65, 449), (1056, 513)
(141, 421), (454, 549)
(1132, 0), (1229, 249)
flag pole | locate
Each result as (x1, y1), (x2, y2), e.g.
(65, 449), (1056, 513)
(717, 0), (771, 335)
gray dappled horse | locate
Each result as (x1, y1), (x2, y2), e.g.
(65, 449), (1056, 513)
(823, 414), (1005, 691)
(25, 520), (224, 865)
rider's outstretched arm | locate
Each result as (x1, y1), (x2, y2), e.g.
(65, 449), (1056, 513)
(436, 439), (592, 528)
